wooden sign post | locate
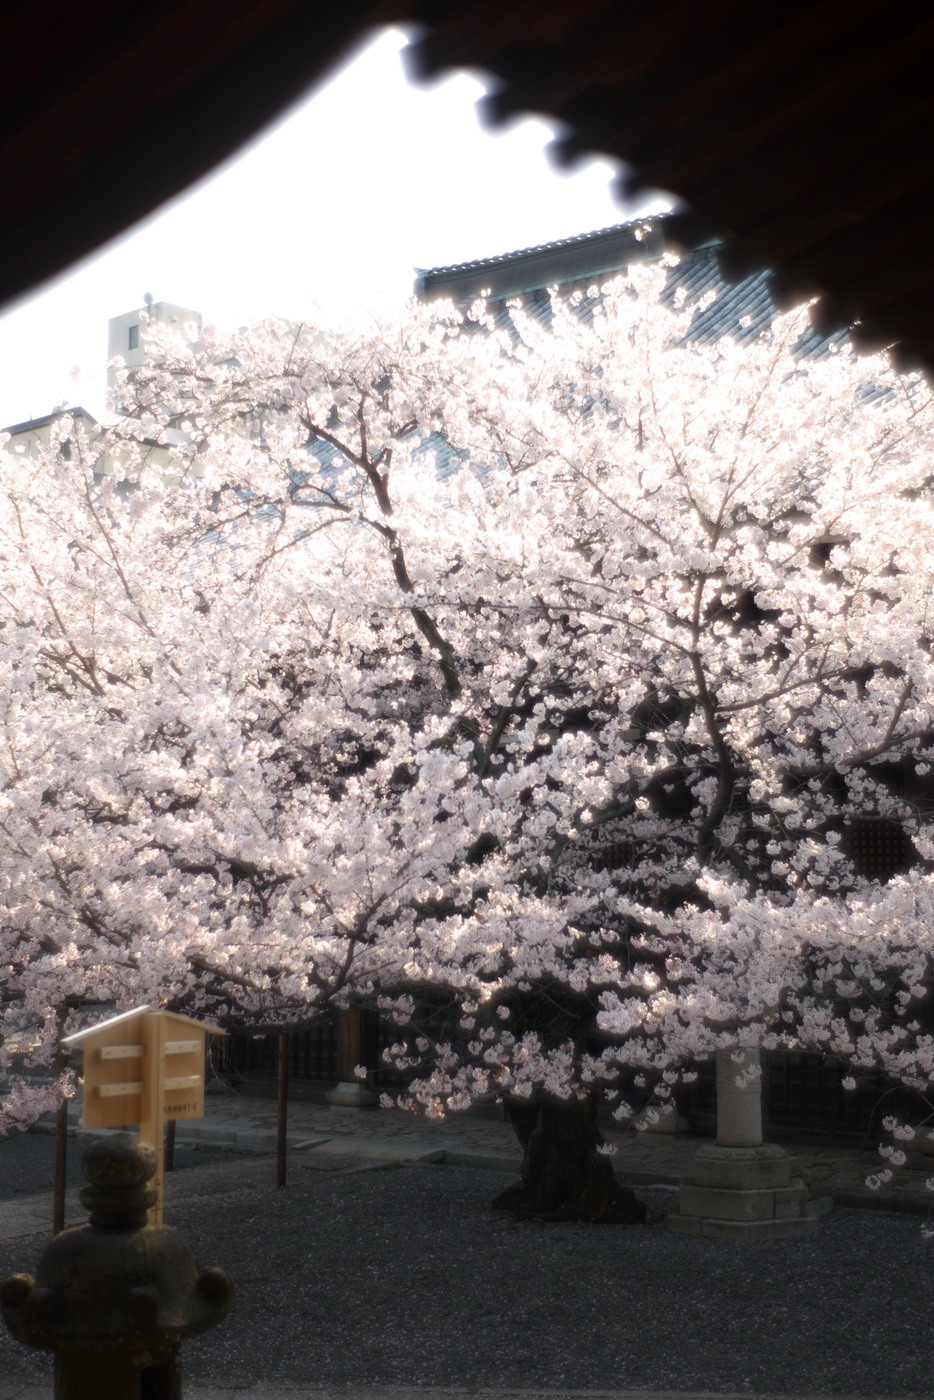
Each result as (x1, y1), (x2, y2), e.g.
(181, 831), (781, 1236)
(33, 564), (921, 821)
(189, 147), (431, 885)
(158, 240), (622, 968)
(63, 1005), (225, 1224)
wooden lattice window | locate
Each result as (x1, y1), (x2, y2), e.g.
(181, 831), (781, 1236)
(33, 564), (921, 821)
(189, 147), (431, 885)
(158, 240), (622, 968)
(845, 817), (915, 882)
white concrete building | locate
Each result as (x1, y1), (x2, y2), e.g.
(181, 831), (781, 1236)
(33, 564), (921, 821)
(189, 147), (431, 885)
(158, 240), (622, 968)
(107, 298), (202, 411)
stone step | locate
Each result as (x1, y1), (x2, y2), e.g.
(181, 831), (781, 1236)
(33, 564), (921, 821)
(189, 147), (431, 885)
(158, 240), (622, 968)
(679, 1179), (809, 1223)
(668, 1211), (823, 1239)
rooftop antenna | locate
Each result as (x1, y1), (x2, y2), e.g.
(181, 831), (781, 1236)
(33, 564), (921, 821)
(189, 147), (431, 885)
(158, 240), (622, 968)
(143, 291), (153, 308)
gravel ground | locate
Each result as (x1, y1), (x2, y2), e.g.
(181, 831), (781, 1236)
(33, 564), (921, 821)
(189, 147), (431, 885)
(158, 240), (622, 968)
(1, 1157), (933, 1396)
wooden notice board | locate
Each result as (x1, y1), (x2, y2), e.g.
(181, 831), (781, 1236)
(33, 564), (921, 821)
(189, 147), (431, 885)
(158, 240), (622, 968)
(63, 1005), (224, 1222)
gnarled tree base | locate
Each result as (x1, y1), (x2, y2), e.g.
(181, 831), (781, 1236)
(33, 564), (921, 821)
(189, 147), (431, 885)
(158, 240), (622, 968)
(493, 1095), (645, 1224)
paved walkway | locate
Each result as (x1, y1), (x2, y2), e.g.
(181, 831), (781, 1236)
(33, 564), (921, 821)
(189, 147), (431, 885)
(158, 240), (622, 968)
(186, 1086), (934, 1219)
(7, 1084), (933, 1243)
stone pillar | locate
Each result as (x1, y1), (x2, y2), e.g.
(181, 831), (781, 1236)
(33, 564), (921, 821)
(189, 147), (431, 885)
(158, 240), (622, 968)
(668, 1046), (831, 1239)
(714, 1048), (763, 1146)
(326, 1010), (377, 1109)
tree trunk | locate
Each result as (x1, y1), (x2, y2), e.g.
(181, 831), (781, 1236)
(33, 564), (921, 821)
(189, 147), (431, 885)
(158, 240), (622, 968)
(493, 1095), (645, 1224)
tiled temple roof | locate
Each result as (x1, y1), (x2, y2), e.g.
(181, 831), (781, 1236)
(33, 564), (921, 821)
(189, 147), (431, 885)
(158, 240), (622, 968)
(417, 217), (850, 360)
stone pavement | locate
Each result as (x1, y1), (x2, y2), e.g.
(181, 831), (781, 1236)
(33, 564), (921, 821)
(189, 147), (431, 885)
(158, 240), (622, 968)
(185, 1086), (934, 1221)
(7, 1083), (932, 1244)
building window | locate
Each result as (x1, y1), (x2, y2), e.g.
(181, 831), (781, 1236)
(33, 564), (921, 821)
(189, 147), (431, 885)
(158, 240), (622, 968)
(845, 817), (915, 882)
(128, 325), (139, 350)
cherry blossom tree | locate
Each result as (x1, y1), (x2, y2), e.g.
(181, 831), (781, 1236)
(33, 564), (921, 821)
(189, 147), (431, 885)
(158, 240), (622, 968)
(405, 274), (934, 1210)
(3, 266), (934, 1215)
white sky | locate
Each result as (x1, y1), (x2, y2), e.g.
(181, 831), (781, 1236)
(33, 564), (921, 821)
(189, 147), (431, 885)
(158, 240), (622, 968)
(0, 27), (667, 428)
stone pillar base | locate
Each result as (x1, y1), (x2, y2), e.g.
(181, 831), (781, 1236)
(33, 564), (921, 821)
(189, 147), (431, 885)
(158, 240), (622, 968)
(326, 1081), (377, 1109)
(668, 1142), (832, 1239)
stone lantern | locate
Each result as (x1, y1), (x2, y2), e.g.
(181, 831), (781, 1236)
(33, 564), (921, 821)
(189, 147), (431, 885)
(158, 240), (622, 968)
(1, 1132), (232, 1399)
